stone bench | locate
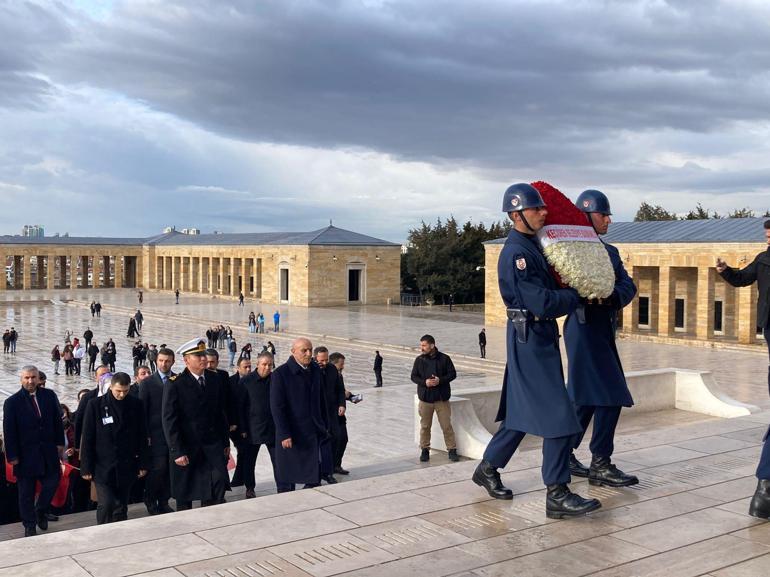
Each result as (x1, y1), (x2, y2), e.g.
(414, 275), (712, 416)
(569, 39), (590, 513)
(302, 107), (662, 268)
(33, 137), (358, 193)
(414, 368), (761, 459)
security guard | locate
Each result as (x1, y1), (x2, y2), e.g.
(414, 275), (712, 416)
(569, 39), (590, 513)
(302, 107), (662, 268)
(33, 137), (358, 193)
(565, 189), (638, 487)
(472, 183), (601, 519)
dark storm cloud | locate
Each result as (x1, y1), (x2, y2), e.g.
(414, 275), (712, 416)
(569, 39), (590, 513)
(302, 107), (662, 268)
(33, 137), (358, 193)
(0, 1), (72, 108)
(48, 0), (770, 168)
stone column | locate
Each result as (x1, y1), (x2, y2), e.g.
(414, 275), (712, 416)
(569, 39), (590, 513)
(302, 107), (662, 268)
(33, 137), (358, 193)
(181, 256), (190, 292)
(22, 254), (31, 290)
(737, 285), (758, 344)
(219, 258), (227, 295)
(115, 256), (124, 288)
(657, 266), (674, 337)
(231, 258), (240, 296)
(696, 267), (715, 341)
(621, 265), (636, 333)
(209, 258), (217, 294)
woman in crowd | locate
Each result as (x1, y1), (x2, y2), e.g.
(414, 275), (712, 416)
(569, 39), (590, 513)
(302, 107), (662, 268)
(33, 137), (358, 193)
(51, 345), (61, 375)
(62, 343), (75, 376)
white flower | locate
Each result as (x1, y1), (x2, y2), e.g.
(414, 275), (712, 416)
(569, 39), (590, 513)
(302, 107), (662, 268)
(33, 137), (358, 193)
(537, 226), (614, 298)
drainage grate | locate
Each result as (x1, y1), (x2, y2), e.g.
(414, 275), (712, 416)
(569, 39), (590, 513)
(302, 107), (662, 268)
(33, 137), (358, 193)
(587, 486), (623, 499)
(629, 476), (672, 490)
(444, 510), (512, 530)
(292, 541), (370, 566)
(204, 559), (287, 577)
(374, 524), (444, 546)
(707, 457), (756, 471)
(508, 501), (545, 517)
(659, 465), (718, 482)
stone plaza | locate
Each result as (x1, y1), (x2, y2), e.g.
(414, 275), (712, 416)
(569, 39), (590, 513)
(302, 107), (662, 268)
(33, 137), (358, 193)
(1, 289), (769, 576)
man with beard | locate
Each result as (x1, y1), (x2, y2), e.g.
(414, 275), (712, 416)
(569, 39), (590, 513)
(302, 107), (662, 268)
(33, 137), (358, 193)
(314, 346), (344, 485)
(162, 339), (229, 510)
(270, 338), (328, 492)
(138, 348), (176, 515)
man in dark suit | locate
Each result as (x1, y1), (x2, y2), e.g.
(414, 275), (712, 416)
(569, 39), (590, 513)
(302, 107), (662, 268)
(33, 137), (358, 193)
(138, 347), (176, 515)
(239, 352), (286, 496)
(314, 346), (344, 485)
(330, 352), (352, 476)
(227, 356), (252, 489)
(162, 339), (230, 510)
(2, 365), (64, 537)
(270, 338), (329, 492)
(80, 372), (149, 524)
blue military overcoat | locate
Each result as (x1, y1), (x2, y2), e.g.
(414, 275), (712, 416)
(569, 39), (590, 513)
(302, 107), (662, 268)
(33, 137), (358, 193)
(564, 243), (636, 407)
(270, 357), (330, 485)
(494, 230), (583, 439)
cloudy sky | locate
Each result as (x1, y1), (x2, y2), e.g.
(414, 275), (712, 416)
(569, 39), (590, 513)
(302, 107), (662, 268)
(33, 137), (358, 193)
(2, 0), (770, 242)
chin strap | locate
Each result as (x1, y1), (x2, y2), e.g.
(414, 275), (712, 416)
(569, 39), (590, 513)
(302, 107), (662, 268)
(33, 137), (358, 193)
(519, 212), (536, 233)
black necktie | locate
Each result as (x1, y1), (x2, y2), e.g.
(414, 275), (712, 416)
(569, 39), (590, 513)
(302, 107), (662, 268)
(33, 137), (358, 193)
(198, 376), (205, 391)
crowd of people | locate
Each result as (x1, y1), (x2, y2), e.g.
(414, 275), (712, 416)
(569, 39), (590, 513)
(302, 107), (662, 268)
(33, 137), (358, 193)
(1, 331), (361, 537)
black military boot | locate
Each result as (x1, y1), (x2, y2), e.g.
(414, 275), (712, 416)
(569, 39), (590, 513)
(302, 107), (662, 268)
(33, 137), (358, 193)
(569, 453), (589, 478)
(748, 479), (770, 520)
(448, 449), (459, 462)
(546, 484), (601, 519)
(420, 448), (430, 462)
(588, 456), (638, 487)
(472, 460), (513, 500)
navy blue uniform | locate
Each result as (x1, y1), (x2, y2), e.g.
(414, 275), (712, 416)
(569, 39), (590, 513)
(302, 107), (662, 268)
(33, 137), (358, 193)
(758, 426), (770, 480)
(564, 242), (636, 457)
(483, 229), (581, 485)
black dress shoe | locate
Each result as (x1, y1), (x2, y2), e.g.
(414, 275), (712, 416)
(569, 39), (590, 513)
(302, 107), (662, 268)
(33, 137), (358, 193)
(472, 460), (513, 500)
(546, 484), (601, 519)
(245, 489), (256, 499)
(420, 448), (430, 462)
(323, 474), (338, 485)
(145, 502), (160, 516)
(334, 466), (350, 475)
(448, 449), (459, 462)
(569, 453), (589, 478)
(45, 513), (59, 522)
(24, 526), (37, 537)
(157, 502), (175, 514)
(589, 456), (638, 487)
(36, 510), (48, 531)
(749, 479), (770, 519)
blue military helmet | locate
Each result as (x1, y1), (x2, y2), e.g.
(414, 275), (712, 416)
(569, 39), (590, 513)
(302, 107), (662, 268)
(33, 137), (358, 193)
(501, 183), (546, 212)
(575, 189), (612, 215)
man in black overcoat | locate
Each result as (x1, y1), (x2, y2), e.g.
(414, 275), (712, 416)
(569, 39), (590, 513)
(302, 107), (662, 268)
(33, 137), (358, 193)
(314, 346), (344, 484)
(2, 365), (64, 537)
(162, 339), (230, 510)
(238, 351), (289, 496)
(80, 372), (149, 524)
(270, 337), (329, 491)
(138, 347), (176, 514)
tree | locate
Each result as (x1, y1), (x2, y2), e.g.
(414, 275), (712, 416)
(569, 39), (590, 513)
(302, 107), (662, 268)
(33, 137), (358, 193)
(683, 203), (710, 220)
(402, 217), (511, 304)
(728, 207), (755, 218)
(634, 202), (677, 221)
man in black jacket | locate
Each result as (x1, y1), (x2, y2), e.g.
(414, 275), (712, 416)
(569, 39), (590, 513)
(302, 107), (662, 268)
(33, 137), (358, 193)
(718, 220), (770, 520)
(411, 335), (458, 463)
(238, 352), (286, 496)
(138, 347), (176, 515)
(80, 372), (149, 524)
(3, 365), (64, 537)
(314, 346), (345, 485)
(227, 356), (251, 488)
(163, 339), (230, 510)
(479, 329), (487, 359)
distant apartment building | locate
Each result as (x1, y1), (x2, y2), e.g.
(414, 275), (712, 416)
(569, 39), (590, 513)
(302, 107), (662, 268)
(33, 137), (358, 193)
(22, 224), (44, 238)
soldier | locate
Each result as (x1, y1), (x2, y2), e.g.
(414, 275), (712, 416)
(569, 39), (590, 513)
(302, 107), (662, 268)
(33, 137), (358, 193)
(565, 189), (638, 487)
(162, 339), (230, 510)
(717, 219), (770, 518)
(472, 183), (601, 519)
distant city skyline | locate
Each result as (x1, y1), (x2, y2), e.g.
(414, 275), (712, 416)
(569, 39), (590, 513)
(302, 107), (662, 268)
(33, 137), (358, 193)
(2, 1), (770, 243)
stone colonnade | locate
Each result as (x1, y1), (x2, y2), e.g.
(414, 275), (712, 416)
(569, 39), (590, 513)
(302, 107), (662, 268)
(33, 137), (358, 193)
(0, 247), (142, 291)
